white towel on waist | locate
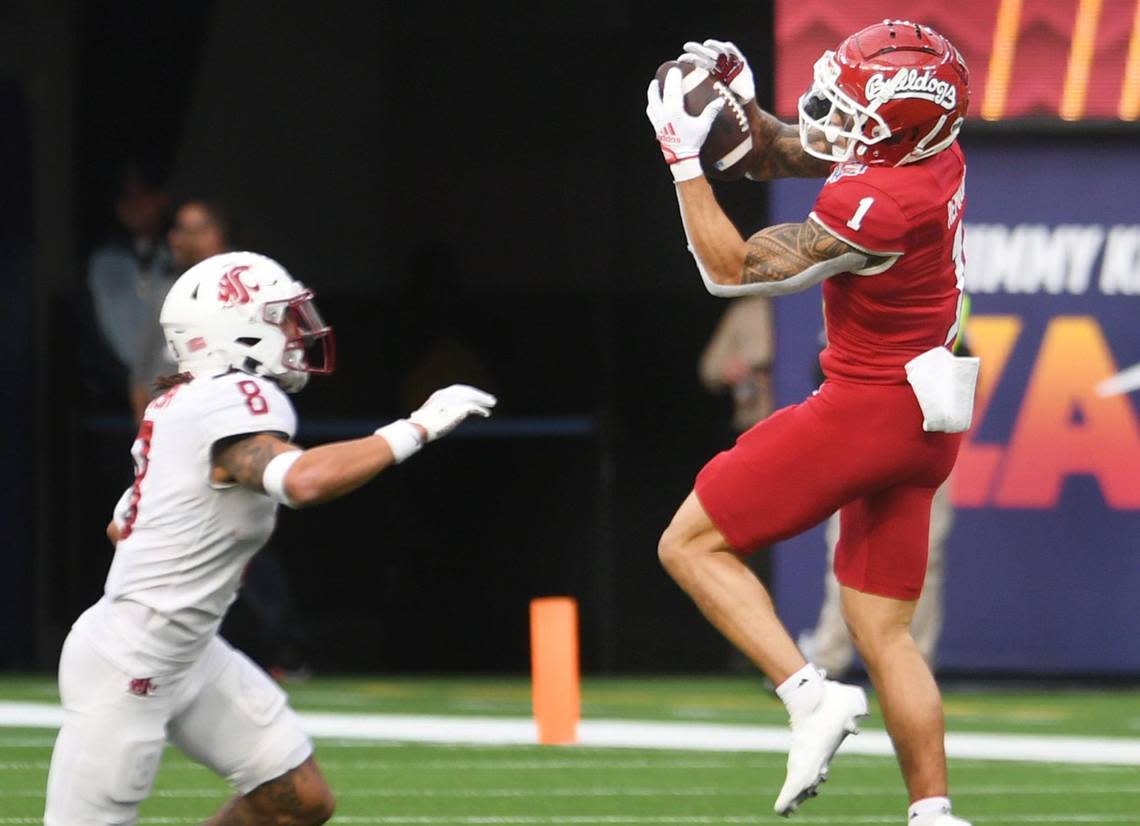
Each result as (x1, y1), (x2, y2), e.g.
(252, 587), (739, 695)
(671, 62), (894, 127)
(904, 346), (980, 433)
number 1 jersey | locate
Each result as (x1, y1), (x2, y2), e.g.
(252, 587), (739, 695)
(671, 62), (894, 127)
(810, 142), (967, 384)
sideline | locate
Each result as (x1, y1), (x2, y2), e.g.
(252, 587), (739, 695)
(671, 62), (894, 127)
(2, 702), (1137, 766)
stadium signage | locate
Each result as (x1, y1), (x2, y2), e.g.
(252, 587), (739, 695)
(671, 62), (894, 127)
(770, 141), (1140, 672)
(954, 314), (1140, 510)
(965, 223), (1140, 295)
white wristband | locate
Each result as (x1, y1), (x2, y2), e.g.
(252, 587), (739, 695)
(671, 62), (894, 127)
(670, 157), (703, 182)
(262, 450), (303, 508)
(374, 419), (424, 464)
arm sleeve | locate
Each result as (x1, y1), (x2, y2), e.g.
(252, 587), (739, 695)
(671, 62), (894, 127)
(809, 179), (909, 256)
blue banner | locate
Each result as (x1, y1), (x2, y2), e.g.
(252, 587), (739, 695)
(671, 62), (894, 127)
(769, 140), (1140, 673)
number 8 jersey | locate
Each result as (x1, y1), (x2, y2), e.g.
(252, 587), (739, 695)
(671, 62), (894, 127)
(82, 372), (297, 677)
(809, 142), (967, 385)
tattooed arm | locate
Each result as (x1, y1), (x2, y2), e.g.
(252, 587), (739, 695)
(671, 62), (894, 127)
(742, 101), (832, 181)
(739, 221), (892, 292)
(672, 177), (889, 297)
(211, 430), (403, 507)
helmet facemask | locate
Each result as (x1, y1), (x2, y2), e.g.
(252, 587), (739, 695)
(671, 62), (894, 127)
(264, 287), (335, 389)
(798, 51), (893, 165)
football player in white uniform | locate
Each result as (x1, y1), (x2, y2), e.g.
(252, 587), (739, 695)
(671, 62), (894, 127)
(44, 251), (496, 825)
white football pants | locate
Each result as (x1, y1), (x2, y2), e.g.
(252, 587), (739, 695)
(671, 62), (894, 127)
(44, 626), (312, 825)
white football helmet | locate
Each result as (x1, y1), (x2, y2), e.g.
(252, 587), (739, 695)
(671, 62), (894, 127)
(159, 251), (335, 393)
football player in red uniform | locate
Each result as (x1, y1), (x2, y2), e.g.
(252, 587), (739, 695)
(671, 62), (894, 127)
(646, 21), (975, 825)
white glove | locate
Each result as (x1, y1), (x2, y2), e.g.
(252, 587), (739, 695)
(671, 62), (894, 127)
(680, 39), (756, 104)
(409, 384), (496, 442)
(375, 384), (496, 463)
(646, 67), (725, 182)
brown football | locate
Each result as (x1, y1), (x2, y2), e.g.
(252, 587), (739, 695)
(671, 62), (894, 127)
(655, 60), (753, 181)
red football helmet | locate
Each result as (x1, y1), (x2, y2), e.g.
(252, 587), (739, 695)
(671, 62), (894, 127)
(798, 20), (970, 166)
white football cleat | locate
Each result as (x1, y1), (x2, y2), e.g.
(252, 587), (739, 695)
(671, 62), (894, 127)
(774, 680), (868, 816)
(910, 815), (972, 826)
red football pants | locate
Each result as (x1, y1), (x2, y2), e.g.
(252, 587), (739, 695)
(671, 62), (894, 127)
(694, 379), (961, 600)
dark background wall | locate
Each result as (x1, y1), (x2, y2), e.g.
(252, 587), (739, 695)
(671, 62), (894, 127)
(7, 0), (778, 672)
(0, 78), (34, 668)
(75, 0), (776, 296)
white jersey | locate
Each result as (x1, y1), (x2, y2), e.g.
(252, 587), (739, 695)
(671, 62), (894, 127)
(77, 371), (296, 676)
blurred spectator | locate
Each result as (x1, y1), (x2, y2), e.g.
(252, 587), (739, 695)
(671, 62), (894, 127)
(86, 161), (176, 422)
(169, 197), (239, 271)
(698, 296), (775, 433)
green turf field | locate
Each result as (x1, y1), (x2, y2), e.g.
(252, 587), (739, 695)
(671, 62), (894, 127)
(2, 676), (1138, 824)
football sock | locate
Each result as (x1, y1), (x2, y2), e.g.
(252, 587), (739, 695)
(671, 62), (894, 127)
(775, 663), (824, 721)
(908, 796), (952, 820)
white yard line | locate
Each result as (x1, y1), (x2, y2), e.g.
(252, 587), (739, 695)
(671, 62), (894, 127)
(2, 783), (1138, 799)
(1, 702), (1138, 766)
(4, 817), (1140, 824)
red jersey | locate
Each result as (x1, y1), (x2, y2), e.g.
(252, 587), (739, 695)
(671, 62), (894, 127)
(810, 142), (967, 384)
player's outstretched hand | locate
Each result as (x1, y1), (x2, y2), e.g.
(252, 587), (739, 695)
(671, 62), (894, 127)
(409, 384), (496, 442)
(646, 67), (724, 178)
(680, 39), (756, 104)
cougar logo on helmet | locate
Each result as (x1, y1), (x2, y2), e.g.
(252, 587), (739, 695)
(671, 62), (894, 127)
(217, 265), (259, 305)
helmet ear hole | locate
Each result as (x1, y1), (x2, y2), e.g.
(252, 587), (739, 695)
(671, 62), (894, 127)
(235, 337), (260, 347)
